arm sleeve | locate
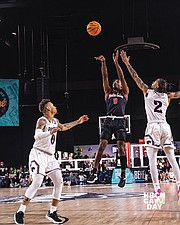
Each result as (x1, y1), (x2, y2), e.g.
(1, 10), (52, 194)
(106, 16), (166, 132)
(34, 129), (51, 140)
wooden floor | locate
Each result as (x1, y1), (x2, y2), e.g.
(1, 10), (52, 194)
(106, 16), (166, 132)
(0, 182), (180, 225)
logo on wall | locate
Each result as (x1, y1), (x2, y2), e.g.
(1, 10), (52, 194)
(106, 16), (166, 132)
(0, 79), (19, 126)
(0, 88), (9, 117)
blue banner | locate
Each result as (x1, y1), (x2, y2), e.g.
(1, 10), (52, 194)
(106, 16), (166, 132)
(0, 79), (19, 126)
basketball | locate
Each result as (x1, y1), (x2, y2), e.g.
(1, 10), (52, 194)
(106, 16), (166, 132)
(86, 21), (101, 36)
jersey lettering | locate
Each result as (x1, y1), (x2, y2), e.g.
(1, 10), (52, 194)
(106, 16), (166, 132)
(113, 98), (118, 105)
(154, 100), (162, 113)
(51, 134), (55, 144)
(106, 90), (127, 116)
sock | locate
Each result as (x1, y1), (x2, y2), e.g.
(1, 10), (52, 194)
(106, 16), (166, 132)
(92, 168), (97, 174)
(121, 171), (125, 178)
(153, 183), (161, 193)
(18, 204), (26, 213)
(50, 205), (57, 213)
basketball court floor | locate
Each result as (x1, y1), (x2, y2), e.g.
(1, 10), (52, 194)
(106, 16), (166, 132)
(0, 182), (179, 225)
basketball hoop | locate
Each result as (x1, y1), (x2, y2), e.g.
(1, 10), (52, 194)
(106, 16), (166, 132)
(114, 37), (160, 51)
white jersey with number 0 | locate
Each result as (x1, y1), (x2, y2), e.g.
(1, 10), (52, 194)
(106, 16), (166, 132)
(33, 116), (58, 155)
(144, 89), (169, 124)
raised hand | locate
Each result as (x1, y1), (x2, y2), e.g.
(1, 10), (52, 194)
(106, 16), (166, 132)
(94, 55), (105, 62)
(77, 115), (89, 124)
(50, 127), (60, 135)
(112, 50), (119, 63)
(120, 50), (130, 65)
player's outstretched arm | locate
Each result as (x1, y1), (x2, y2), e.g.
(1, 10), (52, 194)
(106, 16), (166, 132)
(113, 50), (129, 97)
(94, 55), (111, 97)
(58, 115), (89, 131)
(168, 91), (180, 103)
(120, 50), (148, 94)
(168, 91), (180, 99)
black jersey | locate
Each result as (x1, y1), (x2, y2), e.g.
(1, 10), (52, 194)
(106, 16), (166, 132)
(105, 89), (127, 116)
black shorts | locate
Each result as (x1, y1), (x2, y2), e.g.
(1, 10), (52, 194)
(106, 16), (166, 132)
(100, 117), (126, 141)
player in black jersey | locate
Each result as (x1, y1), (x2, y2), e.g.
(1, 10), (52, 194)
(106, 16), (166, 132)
(87, 50), (129, 187)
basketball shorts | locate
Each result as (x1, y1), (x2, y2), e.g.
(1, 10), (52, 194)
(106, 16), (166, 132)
(144, 122), (174, 150)
(28, 148), (60, 176)
(100, 117), (126, 141)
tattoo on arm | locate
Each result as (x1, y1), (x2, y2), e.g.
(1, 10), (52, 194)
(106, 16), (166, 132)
(58, 122), (64, 131)
(126, 64), (148, 92)
(36, 119), (46, 131)
(61, 120), (78, 131)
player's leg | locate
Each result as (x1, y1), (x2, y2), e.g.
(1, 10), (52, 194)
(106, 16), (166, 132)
(94, 139), (108, 169)
(87, 118), (112, 184)
(164, 147), (180, 205)
(116, 140), (127, 188)
(146, 147), (161, 196)
(144, 123), (162, 196)
(14, 173), (44, 225)
(87, 139), (108, 183)
(46, 169), (63, 223)
(115, 125), (127, 188)
(162, 123), (180, 205)
(14, 149), (45, 225)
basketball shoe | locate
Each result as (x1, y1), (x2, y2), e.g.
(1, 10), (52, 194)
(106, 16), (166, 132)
(14, 211), (24, 225)
(46, 210), (63, 224)
(154, 189), (162, 198)
(154, 189), (165, 205)
(87, 171), (98, 184)
(118, 172), (126, 188)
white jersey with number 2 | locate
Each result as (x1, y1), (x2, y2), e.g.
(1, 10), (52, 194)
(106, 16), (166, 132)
(144, 89), (168, 124)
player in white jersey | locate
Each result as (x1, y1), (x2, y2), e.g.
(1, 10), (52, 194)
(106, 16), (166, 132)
(120, 50), (180, 205)
(14, 99), (89, 225)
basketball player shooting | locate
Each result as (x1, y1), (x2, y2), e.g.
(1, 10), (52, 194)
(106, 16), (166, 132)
(14, 99), (89, 225)
(120, 50), (180, 205)
(87, 50), (129, 188)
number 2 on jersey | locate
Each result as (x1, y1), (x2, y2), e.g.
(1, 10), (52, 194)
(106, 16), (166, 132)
(154, 100), (162, 113)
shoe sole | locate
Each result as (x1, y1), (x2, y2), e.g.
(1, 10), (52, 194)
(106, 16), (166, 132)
(45, 215), (63, 224)
(118, 178), (126, 188)
(87, 178), (98, 184)
(118, 183), (126, 188)
(14, 214), (24, 225)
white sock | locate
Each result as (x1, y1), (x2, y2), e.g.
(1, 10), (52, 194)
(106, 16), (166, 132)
(18, 204), (26, 213)
(153, 183), (161, 192)
(50, 205), (57, 213)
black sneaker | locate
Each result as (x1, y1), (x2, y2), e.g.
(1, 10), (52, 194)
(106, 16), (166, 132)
(14, 211), (24, 225)
(87, 172), (98, 184)
(46, 210), (63, 224)
(118, 176), (126, 188)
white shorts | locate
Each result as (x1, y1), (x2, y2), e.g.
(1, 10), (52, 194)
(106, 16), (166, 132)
(29, 148), (60, 176)
(144, 122), (174, 150)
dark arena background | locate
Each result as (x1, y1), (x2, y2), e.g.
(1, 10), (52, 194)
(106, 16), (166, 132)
(0, 0), (179, 167)
(0, 1), (180, 225)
